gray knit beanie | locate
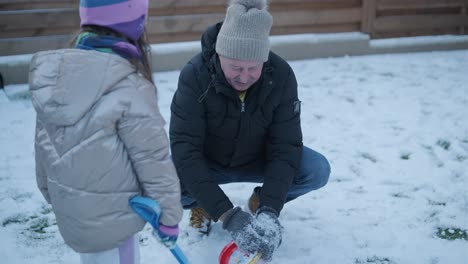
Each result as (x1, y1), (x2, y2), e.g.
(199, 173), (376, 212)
(216, 0), (273, 62)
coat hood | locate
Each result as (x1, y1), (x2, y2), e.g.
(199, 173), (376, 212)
(29, 49), (136, 126)
(201, 22), (223, 62)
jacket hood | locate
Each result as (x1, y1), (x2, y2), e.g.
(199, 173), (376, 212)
(201, 22), (223, 62)
(29, 49), (135, 126)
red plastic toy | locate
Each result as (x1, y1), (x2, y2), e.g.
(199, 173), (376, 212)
(219, 241), (263, 264)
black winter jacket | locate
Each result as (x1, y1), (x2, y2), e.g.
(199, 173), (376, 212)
(170, 23), (303, 221)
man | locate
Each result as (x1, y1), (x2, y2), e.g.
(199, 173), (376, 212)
(170, 0), (330, 260)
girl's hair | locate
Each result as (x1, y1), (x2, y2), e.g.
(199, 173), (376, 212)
(69, 25), (154, 84)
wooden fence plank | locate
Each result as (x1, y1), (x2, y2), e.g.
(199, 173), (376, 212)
(0, 0), (71, 3)
(0, 35), (70, 56)
(362, 0), (377, 34)
(150, 0), (225, 16)
(0, 0), (76, 10)
(269, 0), (361, 10)
(377, 0), (468, 10)
(269, 0), (360, 6)
(1, 28), (74, 38)
(146, 14), (225, 35)
(271, 23), (360, 35)
(378, 7), (464, 17)
(0, 9), (79, 31)
(150, 0), (225, 9)
(150, 7), (224, 16)
(374, 14), (468, 31)
(462, 3), (467, 34)
(272, 8), (361, 27)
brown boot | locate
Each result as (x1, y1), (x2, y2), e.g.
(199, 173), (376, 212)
(248, 186), (261, 214)
(189, 207), (212, 235)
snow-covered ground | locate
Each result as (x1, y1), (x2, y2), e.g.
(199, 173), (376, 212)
(0, 49), (467, 264)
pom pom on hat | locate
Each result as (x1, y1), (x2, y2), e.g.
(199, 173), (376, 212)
(229, 0), (267, 10)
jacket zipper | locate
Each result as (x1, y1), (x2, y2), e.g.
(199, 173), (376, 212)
(231, 99), (245, 167)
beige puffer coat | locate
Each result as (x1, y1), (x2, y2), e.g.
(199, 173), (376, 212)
(29, 49), (183, 253)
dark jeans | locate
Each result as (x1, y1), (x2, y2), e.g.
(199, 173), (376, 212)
(181, 146), (331, 209)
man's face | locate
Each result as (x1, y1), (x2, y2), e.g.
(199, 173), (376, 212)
(219, 55), (263, 92)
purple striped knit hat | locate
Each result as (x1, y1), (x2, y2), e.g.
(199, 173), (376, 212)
(80, 0), (149, 41)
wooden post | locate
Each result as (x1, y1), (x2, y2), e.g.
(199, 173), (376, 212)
(462, 4), (466, 35)
(361, 0), (377, 38)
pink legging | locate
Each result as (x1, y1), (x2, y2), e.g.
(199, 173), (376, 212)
(79, 235), (140, 264)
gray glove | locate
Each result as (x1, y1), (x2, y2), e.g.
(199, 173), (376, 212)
(254, 206), (283, 261)
(222, 207), (264, 254)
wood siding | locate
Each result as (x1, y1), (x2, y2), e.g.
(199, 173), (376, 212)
(1, 0), (467, 55)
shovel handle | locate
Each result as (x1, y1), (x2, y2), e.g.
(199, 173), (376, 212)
(129, 196), (190, 264)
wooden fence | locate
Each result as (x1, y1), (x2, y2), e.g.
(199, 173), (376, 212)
(362, 0), (468, 38)
(1, 0), (467, 55)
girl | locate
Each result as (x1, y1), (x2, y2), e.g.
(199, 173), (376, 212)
(28, 1), (183, 263)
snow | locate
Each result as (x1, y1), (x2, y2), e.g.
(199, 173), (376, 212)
(270, 32), (369, 44)
(1, 49), (467, 264)
(0, 53), (32, 64)
(150, 41), (200, 54)
(371, 35), (468, 49)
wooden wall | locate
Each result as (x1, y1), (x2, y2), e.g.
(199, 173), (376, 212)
(0, 0), (467, 55)
(0, 0), (361, 43)
(147, 0), (362, 43)
(362, 0), (468, 38)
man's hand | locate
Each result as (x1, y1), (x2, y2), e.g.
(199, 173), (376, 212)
(254, 206), (283, 261)
(222, 207), (265, 254)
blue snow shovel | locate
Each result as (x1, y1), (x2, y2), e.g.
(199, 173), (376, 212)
(129, 196), (189, 264)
